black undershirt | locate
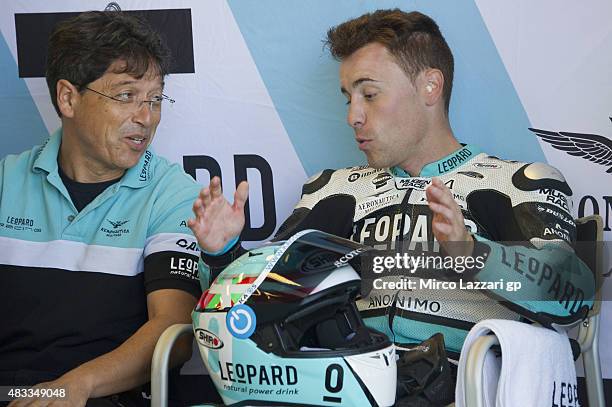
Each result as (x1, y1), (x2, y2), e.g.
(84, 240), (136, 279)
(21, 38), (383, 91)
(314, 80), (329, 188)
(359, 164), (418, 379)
(58, 166), (122, 211)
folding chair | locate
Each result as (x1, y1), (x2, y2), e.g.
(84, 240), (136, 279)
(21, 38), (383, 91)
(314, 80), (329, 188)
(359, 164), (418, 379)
(462, 215), (606, 407)
(151, 323), (194, 407)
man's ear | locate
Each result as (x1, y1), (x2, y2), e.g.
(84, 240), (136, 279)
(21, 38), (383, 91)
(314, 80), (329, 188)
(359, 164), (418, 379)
(421, 69), (444, 107)
(56, 79), (80, 118)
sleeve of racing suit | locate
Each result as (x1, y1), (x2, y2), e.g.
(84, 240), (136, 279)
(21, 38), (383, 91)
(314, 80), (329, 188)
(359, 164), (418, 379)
(200, 241), (246, 286)
(466, 163), (596, 327)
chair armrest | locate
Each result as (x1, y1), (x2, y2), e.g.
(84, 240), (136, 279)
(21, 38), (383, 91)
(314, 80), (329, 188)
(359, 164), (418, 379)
(151, 323), (194, 407)
(464, 335), (499, 407)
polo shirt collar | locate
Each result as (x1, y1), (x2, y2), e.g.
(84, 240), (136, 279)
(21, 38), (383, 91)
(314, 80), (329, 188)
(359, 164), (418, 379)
(33, 128), (62, 174)
(33, 127), (154, 188)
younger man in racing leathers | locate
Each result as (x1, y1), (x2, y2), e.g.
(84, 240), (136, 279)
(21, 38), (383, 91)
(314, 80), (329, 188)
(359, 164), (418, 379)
(187, 9), (595, 403)
(269, 145), (594, 354)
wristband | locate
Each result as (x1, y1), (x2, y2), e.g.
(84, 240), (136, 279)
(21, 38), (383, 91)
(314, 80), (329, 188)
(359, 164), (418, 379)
(202, 235), (239, 256)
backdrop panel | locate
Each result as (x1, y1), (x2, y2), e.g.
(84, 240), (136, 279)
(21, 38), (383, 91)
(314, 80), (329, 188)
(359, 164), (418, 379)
(1, 0), (610, 379)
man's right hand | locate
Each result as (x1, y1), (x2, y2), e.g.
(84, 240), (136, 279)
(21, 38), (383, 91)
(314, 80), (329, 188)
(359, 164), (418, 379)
(188, 176), (249, 253)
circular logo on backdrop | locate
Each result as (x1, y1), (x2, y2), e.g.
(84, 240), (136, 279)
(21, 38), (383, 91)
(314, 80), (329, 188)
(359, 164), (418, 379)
(226, 304), (257, 339)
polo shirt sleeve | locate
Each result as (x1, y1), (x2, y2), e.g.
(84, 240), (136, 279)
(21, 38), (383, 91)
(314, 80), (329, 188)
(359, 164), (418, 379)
(143, 166), (203, 299)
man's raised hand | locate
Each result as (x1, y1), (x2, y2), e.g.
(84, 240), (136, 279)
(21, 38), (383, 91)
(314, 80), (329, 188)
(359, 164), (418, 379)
(188, 177), (249, 253)
(426, 177), (474, 258)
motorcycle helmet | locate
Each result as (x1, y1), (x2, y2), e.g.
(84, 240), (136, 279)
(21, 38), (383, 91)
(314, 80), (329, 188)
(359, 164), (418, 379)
(193, 230), (396, 406)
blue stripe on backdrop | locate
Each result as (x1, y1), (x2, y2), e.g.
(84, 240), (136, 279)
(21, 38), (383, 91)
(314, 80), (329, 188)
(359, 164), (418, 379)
(0, 33), (48, 156)
(227, 0), (544, 176)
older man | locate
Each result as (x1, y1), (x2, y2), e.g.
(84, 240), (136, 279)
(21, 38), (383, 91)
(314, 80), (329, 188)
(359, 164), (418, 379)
(0, 11), (201, 406)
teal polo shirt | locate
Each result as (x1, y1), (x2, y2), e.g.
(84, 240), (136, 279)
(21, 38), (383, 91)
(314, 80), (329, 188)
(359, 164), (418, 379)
(0, 129), (203, 384)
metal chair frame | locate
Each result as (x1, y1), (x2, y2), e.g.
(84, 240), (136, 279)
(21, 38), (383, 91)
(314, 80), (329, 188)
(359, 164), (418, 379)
(463, 215), (606, 407)
(151, 323), (193, 407)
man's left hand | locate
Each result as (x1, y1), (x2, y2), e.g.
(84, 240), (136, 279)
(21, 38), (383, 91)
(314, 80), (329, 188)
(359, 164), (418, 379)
(426, 177), (474, 258)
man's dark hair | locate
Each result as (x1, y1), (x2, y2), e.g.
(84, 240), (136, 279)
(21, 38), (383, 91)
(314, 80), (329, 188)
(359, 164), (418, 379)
(45, 10), (171, 117)
(325, 9), (454, 113)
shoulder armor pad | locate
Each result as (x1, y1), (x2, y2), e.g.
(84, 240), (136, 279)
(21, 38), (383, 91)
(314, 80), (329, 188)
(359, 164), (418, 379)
(512, 163), (572, 195)
(302, 169), (335, 196)
(523, 162), (566, 182)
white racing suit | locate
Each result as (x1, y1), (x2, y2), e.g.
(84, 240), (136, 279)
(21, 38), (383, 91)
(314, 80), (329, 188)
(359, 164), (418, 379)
(205, 144), (595, 355)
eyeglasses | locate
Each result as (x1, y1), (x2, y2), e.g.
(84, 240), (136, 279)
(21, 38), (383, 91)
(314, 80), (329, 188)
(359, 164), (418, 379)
(83, 87), (175, 113)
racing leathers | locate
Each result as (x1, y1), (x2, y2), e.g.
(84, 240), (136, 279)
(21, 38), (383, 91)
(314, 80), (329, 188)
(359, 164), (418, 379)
(204, 144), (595, 354)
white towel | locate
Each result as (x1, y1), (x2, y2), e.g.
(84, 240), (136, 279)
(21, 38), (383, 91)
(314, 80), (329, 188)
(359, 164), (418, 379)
(455, 319), (580, 407)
